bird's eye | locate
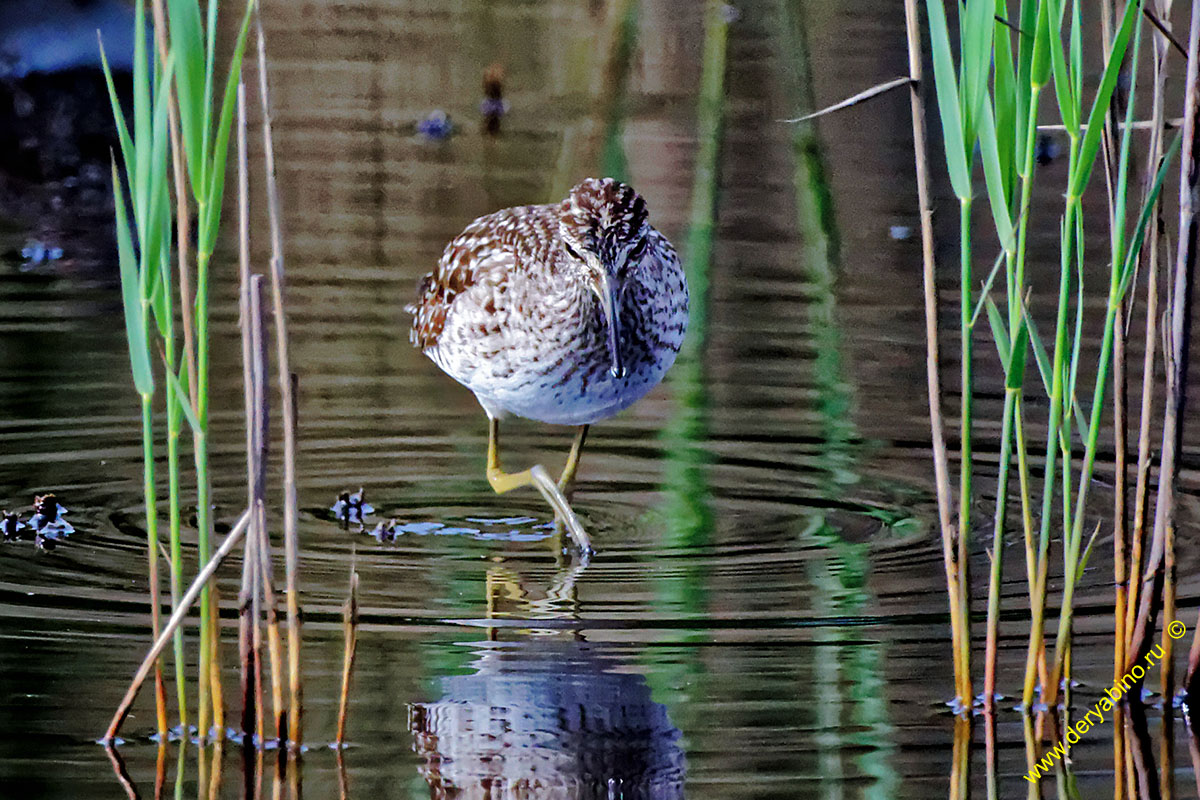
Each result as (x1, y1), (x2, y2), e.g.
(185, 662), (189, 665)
(563, 241), (584, 262)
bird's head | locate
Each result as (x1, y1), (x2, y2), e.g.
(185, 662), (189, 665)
(558, 177), (652, 378)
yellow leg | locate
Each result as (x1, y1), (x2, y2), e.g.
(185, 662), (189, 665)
(485, 418), (592, 554)
(557, 425), (589, 493)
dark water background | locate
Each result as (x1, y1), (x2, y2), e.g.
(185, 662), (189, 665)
(3, 1), (1200, 797)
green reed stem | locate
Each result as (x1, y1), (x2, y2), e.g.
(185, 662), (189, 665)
(1014, 404), (1044, 698)
(163, 268), (187, 730)
(1009, 85), (1041, 329)
(1022, 130), (1079, 708)
(149, 0), (188, 732)
(992, 11), (1046, 704)
(1049, 275), (1123, 698)
(194, 242), (212, 742)
(985, 388), (1017, 709)
(1006, 74), (1044, 716)
(1051, 22), (1147, 704)
(141, 392), (168, 738)
(165, 382), (186, 728)
(958, 197), (974, 705)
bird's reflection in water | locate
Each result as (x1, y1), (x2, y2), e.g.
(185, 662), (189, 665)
(410, 564), (686, 798)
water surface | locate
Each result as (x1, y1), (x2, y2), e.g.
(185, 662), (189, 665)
(1, 1), (1197, 797)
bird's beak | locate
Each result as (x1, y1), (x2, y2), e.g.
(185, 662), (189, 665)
(596, 272), (625, 378)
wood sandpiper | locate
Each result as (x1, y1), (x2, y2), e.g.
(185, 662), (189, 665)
(410, 178), (689, 553)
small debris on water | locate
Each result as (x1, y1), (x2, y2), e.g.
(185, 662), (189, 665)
(1035, 134), (1062, 165)
(369, 518), (399, 542)
(20, 240), (64, 270)
(1, 511), (25, 540)
(480, 63), (508, 136)
(331, 488), (373, 528)
(416, 110), (454, 141)
(888, 224), (913, 241)
(30, 493), (73, 535)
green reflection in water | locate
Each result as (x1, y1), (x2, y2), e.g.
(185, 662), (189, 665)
(600, 0), (639, 182)
(778, 1), (897, 797)
(639, 4), (726, 754)
(652, 0), (726, 621)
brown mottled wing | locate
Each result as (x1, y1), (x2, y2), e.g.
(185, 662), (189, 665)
(409, 205), (557, 351)
(410, 217), (508, 350)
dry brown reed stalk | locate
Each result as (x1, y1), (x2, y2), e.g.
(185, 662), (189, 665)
(105, 509), (252, 742)
(210, 587), (226, 738)
(246, 271), (279, 741)
(252, 540), (264, 745)
(902, 0), (966, 708)
(1188, 618), (1200, 693)
(1146, 4), (1189, 56)
(1165, 509), (1179, 693)
(1142, 0), (1178, 710)
(248, 275), (270, 736)
(239, 523), (259, 738)
(1112, 220), (1130, 672)
(336, 567), (360, 747)
(1099, 5), (1139, 794)
(237, 78), (252, 726)
(257, 524), (286, 741)
(1037, 118), (1185, 132)
(1128, 247), (1161, 647)
(237, 85), (266, 741)
(253, 11), (303, 748)
(1133, 0), (1200, 677)
(781, 76), (913, 123)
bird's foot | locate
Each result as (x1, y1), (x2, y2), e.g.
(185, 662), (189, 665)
(527, 465), (592, 554)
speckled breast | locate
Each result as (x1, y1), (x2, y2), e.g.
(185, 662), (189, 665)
(431, 254), (688, 425)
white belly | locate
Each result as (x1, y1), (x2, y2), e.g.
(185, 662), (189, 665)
(468, 348), (678, 425)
